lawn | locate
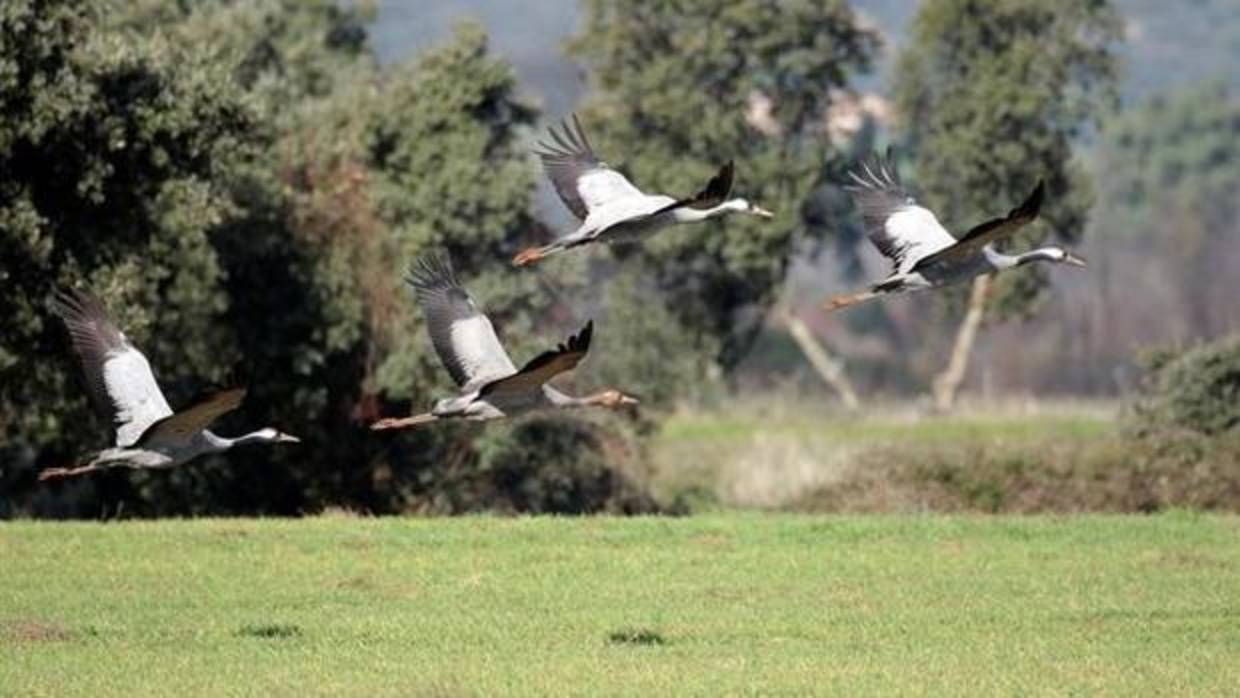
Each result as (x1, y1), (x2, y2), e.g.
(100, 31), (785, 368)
(3, 514), (1239, 696)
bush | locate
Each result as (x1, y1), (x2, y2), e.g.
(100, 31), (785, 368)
(791, 431), (1240, 514)
(384, 414), (662, 515)
(1133, 334), (1240, 437)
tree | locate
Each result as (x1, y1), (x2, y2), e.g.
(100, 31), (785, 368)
(892, 0), (1121, 409)
(1091, 81), (1240, 344)
(0, 0), (261, 515)
(566, 0), (878, 373)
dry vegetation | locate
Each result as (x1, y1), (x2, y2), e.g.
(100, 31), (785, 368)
(648, 397), (1240, 514)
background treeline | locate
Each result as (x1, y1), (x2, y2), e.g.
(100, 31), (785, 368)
(1, 0), (576, 516)
(2, 0), (1238, 518)
(1, 0), (879, 516)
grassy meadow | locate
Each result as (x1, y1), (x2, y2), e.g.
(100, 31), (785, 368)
(4, 513), (1240, 696)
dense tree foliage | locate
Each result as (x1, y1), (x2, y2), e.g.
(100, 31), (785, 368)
(1, 1), (259, 512)
(565, 0), (878, 370)
(1, 1), (647, 517)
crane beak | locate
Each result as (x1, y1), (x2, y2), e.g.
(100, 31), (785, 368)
(620, 394), (640, 406)
(1064, 252), (1088, 268)
(751, 205), (774, 219)
(277, 432), (302, 443)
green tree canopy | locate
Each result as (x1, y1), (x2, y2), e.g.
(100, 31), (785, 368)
(1092, 81), (1240, 339)
(1, 0), (258, 457)
(1097, 81), (1240, 221)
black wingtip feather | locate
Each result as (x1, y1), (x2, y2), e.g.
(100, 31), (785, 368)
(570, 114), (592, 153)
(686, 161), (735, 207)
(405, 251), (460, 297)
(844, 149), (903, 195)
(50, 286), (127, 353)
(710, 160), (736, 199)
(51, 287), (98, 322)
(536, 114), (594, 162)
(1027, 179), (1046, 215)
(570, 319), (593, 355)
(1008, 179), (1046, 221)
(552, 319), (593, 356)
(508, 319), (594, 378)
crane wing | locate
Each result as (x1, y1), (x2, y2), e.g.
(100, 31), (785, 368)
(536, 114), (644, 220)
(845, 152), (956, 274)
(52, 288), (174, 447)
(479, 320), (592, 398)
(646, 161), (735, 217)
(911, 181), (1046, 271)
(406, 253), (518, 388)
(135, 387), (246, 447)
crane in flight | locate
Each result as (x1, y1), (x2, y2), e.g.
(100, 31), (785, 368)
(512, 115), (773, 266)
(824, 152), (1084, 312)
(39, 289), (299, 481)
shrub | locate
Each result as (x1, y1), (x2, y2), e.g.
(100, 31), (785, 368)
(386, 414), (661, 515)
(1133, 334), (1240, 437)
(791, 431), (1240, 514)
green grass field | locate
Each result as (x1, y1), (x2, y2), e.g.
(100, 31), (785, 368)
(4, 514), (1239, 696)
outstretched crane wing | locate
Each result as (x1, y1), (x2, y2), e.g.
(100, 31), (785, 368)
(52, 288), (174, 447)
(845, 151), (957, 274)
(406, 253), (518, 388)
(478, 320), (592, 398)
(135, 387), (246, 447)
(911, 181), (1046, 271)
(646, 160), (736, 217)
(536, 115), (644, 219)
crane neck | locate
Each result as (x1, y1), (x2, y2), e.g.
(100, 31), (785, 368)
(205, 428), (280, 450)
(1014, 247), (1064, 267)
(545, 387), (588, 408)
(982, 246), (1020, 269)
(545, 388), (626, 409)
(672, 199), (743, 223)
(983, 245), (1060, 269)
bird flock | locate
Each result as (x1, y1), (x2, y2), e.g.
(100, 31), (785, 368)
(39, 117), (1085, 482)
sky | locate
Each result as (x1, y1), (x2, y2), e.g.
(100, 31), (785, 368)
(369, 0), (585, 116)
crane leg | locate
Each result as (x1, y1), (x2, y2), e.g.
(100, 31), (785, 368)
(822, 289), (879, 312)
(38, 464), (102, 481)
(370, 413), (439, 431)
(512, 242), (564, 267)
(512, 232), (600, 266)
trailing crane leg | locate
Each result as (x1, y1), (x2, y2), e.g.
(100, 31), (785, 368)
(370, 413), (438, 431)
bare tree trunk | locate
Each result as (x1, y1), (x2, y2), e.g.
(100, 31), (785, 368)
(931, 274), (991, 412)
(778, 307), (860, 410)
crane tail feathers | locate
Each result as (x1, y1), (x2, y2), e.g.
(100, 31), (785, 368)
(370, 413), (439, 431)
